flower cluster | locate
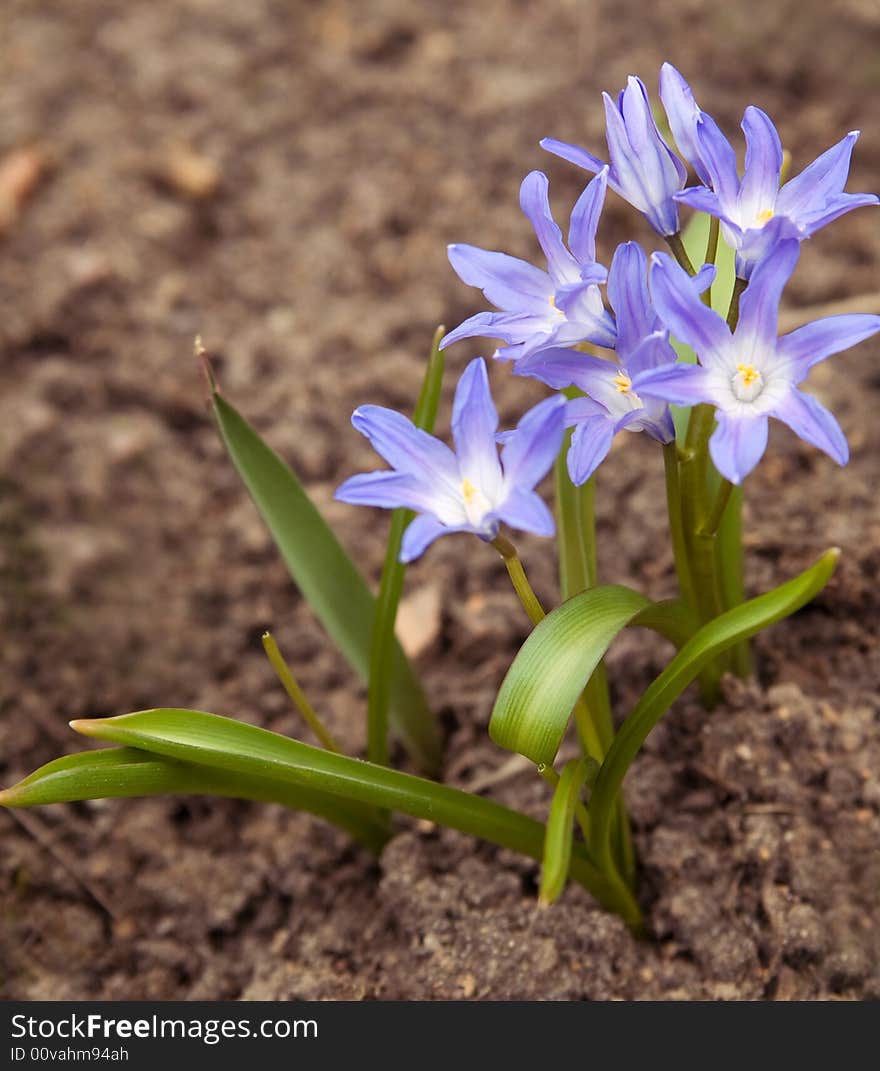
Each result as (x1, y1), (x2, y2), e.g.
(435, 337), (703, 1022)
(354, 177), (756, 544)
(339, 65), (879, 560)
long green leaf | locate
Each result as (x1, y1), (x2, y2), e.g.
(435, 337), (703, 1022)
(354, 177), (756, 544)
(367, 327), (444, 765)
(0, 747), (389, 852)
(589, 549), (839, 872)
(539, 757), (595, 906)
(489, 586), (694, 766)
(211, 392), (440, 772)
(58, 708), (640, 928)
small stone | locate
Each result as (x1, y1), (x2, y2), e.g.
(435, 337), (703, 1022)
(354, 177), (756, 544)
(396, 584), (442, 658)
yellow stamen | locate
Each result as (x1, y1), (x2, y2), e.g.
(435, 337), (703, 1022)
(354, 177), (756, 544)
(737, 363), (760, 386)
(612, 371), (632, 394)
(757, 208), (774, 225)
(462, 478), (478, 503)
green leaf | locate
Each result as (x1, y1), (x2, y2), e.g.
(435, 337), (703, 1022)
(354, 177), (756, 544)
(589, 548), (839, 872)
(539, 757), (596, 906)
(367, 327), (444, 765)
(211, 391), (441, 772)
(490, 586), (652, 766)
(57, 707), (641, 927)
(0, 747), (389, 852)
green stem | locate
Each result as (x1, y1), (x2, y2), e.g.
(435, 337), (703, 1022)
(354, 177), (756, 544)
(727, 276), (747, 330)
(552, 455), (631, 882)
(720, 276), (751, 675)
(262, 632), (342, 753)
(366, 328), (445, 766)
(701, 477), (734, 539)
(666, 231), (696, 275)
(366, 509), (411, 766)
(663, 441), (696, 611)
(492, 535), (545, 627)
(703, 216), (721, 306)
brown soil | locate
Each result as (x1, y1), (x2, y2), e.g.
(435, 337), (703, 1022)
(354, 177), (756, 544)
(1, 0), (879, 1001)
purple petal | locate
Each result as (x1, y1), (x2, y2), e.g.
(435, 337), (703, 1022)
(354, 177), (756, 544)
(795, 192), (879, 237)
(441, 310), (547, 349)
(692, 262), (717, 294)
(351, 405), (460, 488)
(735, 237), (800, 353)
(568, 168), (609, 265)
(776, 313), (880, 382)
(738, 107), (783, 221)
(659, 63), (711, 185)
(771, 388), (849, 466)
(709, 412), (769, 484)
(694, 112), (741, 206)
(735, 214), (801, 279)
(650, 252), (731, 366)
(567, 416), (617, 485)
(519, 170), (579, 286)
(540, 137), (608, 177)
(401, 515), (464, 563)
(565, 396), (607, 425)
(494, 488), (556, 537)
(335, 471), (426, 511)
(625, 331), (677, 376)
(451, 358), (503, 495)
(608, 241), (654, 358)
(447, 243), (552, 313)
(674, 186), (740, 234)
(515, 346), (618, 392)
(619, 76), (688, 189)
(776, 131), (860, 221)
(633, 362), (714, 406)
(604, 81), (684, 235)
(500, 395), (566, 490)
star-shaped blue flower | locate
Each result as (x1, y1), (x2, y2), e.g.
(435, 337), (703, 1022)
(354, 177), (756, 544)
(542, 75), (688, 237)
(675, 106), (879, 278)
(441, 170), (615, 363)
(636, 242), (880, 483)
(336, 358), (565, 561)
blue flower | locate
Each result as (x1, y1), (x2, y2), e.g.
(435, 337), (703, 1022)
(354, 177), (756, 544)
(636, 243), (880, 484)
(658, 63), (718, 187)
(541, 75), (688, 237)
(675, 108), (879, 278)
(336, 358), (565, 561)
(514, 242), (683, 484)
(441, 169), (615, 362)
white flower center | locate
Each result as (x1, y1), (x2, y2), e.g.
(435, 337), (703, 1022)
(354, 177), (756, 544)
(731, 363), (764, 402)
(460, 478), (492, 527)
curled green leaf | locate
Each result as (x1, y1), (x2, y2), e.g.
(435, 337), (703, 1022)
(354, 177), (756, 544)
(539, 757), (597, 906)
(490, 586), (689, 766)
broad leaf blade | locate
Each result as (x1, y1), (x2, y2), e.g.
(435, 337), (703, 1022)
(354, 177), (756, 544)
(0, 747), (389, 851)
(490, 585), (650, 765)
(212, 392), (440, 771)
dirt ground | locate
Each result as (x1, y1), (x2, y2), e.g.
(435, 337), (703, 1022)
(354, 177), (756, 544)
(1, 0), (879, 1000)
